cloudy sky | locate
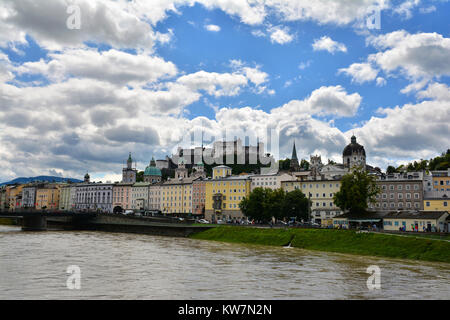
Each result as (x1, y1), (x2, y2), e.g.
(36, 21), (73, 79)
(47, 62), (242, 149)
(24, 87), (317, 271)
(0, 0), (449, 182)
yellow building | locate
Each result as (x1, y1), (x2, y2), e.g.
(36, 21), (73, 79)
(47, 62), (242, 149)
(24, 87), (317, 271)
(8, 185), (24, 211)
(424, 198), (449, 212)
(383, 211), (448, 232)
(36, 186), (60, 210)
(281, 179), (342, 225)
(160, 178), (194, 215)
(205, 166), (252, 222)
(212, 165), (232, 179)
(431, 169), (450, 192)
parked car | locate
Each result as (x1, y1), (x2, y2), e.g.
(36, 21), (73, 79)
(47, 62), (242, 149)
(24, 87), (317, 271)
(197, 219), (210, 224)
(123, 210), (134, 216)
(217, 219), (226, 224)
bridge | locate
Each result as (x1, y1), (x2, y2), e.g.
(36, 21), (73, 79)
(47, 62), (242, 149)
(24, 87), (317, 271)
(0, 211), (213, 237)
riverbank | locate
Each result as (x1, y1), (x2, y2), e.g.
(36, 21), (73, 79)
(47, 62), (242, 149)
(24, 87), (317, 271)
(189, 226), (450, 263)
(0, 218), (16, 226)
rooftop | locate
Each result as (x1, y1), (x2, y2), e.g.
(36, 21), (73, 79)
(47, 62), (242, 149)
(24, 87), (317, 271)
(384, 210), (448, 220)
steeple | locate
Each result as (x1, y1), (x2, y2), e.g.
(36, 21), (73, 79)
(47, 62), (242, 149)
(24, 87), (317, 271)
(291, 141), (298, 161)
(127, 152), (133, 169)
(290, 141), (300, 171)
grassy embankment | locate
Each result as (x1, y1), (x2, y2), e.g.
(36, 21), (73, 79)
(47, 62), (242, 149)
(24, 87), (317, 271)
(190, 226), (450, 263)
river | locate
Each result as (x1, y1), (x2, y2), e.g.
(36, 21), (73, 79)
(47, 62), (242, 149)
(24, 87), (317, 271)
(0, 225), (449, 300)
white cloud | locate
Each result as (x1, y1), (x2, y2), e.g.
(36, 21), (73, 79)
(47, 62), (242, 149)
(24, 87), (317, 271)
(419, 5), (436, 14)
(251, 30), (266, 38)
(176, 71), (248, 97)
(268, 26), (294, 44)
(263, 0), (390, 25)
(367, 30), (450, 81)
(376, 77), (386, 86)
(16, 49), (178, 86)
(205, 24), (221, 32)
(338, 62), (379, 84)
(394, 0), (421, 19)
(273, 85), (362, 118)
(312, 36), (347, 54)
(417, 82), (450, 101)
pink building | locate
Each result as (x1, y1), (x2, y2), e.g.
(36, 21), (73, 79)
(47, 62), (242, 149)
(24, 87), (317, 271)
(192, 178), (206, 216)
(113, 183), (133, 212)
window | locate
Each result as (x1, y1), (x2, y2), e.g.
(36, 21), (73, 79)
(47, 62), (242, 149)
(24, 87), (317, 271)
(426, 201), (430, 207)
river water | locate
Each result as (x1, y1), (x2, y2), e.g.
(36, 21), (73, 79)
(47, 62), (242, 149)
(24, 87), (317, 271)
(0, 225), (449, 300)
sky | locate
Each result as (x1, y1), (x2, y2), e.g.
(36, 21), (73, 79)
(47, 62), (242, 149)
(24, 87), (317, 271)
(0, 0), (449, 183)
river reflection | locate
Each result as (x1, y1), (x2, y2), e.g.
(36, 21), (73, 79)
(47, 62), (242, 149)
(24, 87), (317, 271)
(0, 225), (448, 300)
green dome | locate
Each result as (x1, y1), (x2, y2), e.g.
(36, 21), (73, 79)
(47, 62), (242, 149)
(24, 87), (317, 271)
(144, 165), (162, 176)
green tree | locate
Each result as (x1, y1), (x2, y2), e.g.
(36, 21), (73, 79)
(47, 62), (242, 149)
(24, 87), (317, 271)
(239, 187), (310, 222)
(282, 189), (310, 221)
(239, 187), (269, 222)
(136, 171), (144, 182)
(333, 168), (380, 215)
(386, 165), (396, 174)
(267, 188), (286, 221)
(300, 159), (310, 170)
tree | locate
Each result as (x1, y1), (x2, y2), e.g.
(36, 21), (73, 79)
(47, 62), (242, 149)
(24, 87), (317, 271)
(386, 166), (396, 174)
(239, 188), (310, 222)
(300, 159), (310, 170)
(136, 171), (144, 182)
(333, 168), (380, 215)
(282, 189), (310, 221)
(239, 188), (269, 222)
(267, 188), (286, 221)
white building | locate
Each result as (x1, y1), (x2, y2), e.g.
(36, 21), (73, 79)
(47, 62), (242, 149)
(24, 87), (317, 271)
(75, 183), (114, 213)
(132, 182), (150, 210)
(250, 173), (295, 191)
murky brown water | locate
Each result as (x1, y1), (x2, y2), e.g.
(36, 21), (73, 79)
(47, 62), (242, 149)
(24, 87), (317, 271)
(0, 225), (449, 300)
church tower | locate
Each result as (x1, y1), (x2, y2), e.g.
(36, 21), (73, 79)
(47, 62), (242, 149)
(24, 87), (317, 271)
(122, 152), (137, 183)
(175, 157), (188, 180)
(290, 141), (300, 171)
(343, 135), (366, 170)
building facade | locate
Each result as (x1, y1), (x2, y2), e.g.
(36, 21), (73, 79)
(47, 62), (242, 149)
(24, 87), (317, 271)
(148, 183), (162, 211)
(75, 183), (113, 213)
(251, 173), (295, 191)
(113, 183), (133, 212)
(22, 185), (37, 209)
(372, 176), (424, 211)
(383, 211), (448, 232)
(160, 178), (193, 214)
(192, 178), (206, 215)
(132, 182), (150, 210)
(424, 197), (449, 212)
(281, 179), (342, 225)
(36, 185), (60, 210)
(205, 166), (252, 222)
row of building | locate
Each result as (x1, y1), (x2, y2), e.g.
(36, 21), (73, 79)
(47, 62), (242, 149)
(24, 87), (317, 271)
(1, 136), (449, 231)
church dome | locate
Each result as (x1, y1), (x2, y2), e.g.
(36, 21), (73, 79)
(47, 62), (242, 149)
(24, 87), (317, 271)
(343, 135), (366, 157)
(144, 157), (161, 176)
(144, 166), (162, 176)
